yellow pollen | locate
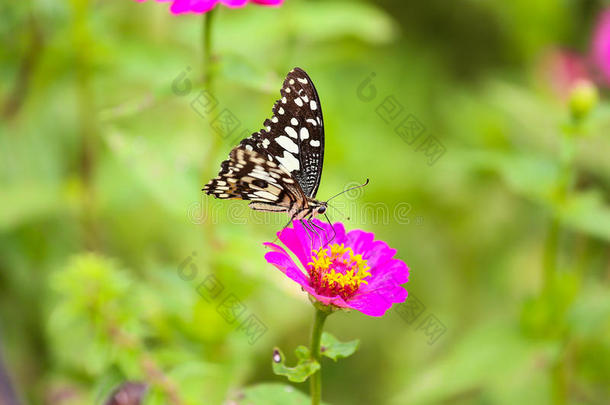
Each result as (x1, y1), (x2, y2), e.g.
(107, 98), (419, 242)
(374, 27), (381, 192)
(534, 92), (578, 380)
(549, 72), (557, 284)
(307, 244), (372, 295)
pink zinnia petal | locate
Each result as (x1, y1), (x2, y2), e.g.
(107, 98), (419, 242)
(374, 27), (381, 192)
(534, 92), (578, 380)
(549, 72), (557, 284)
(348, 287), (408, 317)
(592, 8), (610, 85)
(541, 49), (590, 100)
(190, 0), (219, 13)
(276, 221), (314, 269)
(252, 0), (284, 5)
(169, 0), (196, 14)
(264, 243), (309, 286)
(361, 258), (409, 291)
(220, 0), (249, 7)
(135, 0), (283, 14)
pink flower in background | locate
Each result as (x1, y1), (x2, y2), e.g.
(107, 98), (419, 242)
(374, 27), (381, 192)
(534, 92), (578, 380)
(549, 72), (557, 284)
(264, 220), (409, 317)
(592, 8), (610, 85)
(135, 0), (283, 15)
(542, 49), (590, 100)
(542, 7), (610, 95)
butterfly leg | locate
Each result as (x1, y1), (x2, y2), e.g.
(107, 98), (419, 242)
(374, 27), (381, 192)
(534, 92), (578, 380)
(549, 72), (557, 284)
(322, 213), (336, 246)
(308, 217), (326, 248)
(300, 219), (317, 249)
(302, 212), (323, 249)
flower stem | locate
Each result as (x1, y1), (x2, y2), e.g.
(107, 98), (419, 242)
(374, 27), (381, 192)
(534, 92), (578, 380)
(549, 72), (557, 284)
(546, 117), (579, 405)
(542, 217), (560, 288)
(543, 126), (575, 291)
(200, 7), (221, 252)
(202, 7), (216, 88)
(71, 0), (98, 250)
(310, 308), (329, 405)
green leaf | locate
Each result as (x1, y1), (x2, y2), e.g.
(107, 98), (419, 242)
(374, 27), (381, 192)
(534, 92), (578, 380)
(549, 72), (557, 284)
(557, 191), (610, 242)
(0, 183), (64, 231)
(291, 2), (398, 45)
(229, 384), (313, 405)
(271, 347), (319, 383)
(461, 150), (610, 242)
(520, 271), (580, 339)
(320, 332), (360, 361)
(390, 322), (560, 405)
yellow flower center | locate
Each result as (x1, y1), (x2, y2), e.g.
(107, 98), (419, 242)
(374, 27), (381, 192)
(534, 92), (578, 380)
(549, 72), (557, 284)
(307, 243), (371, 300)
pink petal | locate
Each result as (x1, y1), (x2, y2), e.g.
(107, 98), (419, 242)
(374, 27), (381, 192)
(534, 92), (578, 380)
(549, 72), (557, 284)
(190, 0), (218, 13)
(276, 219), (346, 265)
(306, 288), (351, 309)
(263, 241), (351, 309)
(252, 0), (284, 5)
(169, 0), (196, 14)
(276, 221), (313, 269)
(345, 229), (375, 254)
(364, 259), (409, 290)
(362, 239), (397, 269)
(309, 219), (347, 249)
(347, 287), (407, 317)
(592, 9), (610, 85)
(263, 243), (309, 286)
(137, 0), (283, 14)
(220, 0), (249, 7)
(348, 261), (408, 316)
(543, 49), (590, 99)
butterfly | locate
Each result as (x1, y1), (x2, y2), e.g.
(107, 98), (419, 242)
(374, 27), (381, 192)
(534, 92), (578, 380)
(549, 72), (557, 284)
(202, 67), (367, 243)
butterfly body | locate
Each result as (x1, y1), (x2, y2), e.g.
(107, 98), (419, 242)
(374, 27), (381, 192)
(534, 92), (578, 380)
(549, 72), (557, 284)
(203, 67), (328, 228)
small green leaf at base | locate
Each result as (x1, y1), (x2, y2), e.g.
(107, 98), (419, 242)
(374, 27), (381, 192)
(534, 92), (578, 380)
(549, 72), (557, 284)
(229, 384), (332, 405)
(320, 332), (360, 361)
(271, 347), (320, 383)
(229, 383), (311, 405)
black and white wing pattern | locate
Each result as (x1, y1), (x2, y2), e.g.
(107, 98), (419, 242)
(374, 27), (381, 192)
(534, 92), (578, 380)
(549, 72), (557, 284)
(203, 146), (306, 212)
(239, 67), (325, 198)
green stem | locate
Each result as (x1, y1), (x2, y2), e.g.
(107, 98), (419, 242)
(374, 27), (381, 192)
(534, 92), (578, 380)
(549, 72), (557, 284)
(543, 218), (560, 289)
(200, 7), (220, 253)
(546, 119), (579, 405)
(552, 343), (568, 405)
(202, 7), (216, 88)
(310, 308), (329, 405)
(542, 127), (575, 291)
(72, 0), (98, 250)
(200, 6), (221, 180)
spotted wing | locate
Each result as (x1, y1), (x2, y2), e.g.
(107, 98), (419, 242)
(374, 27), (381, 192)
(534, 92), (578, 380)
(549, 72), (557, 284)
(239, 67), (325, 198)
(202, 146), (306, 210)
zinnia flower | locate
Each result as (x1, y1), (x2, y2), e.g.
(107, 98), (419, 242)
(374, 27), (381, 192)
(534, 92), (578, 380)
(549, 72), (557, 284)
(541, 49), (590, 100)
(135, 0), (283, 15)
(264, 220), (409, 317)
(592, 8), (610, 85)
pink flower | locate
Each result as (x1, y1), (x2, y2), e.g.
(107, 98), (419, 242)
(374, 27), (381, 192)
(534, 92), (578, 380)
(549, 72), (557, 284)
(592, 8), (610, 85)
(135, 0), (283, 15)
(264, 220), (409, 317)
(542, 49), (590, 100)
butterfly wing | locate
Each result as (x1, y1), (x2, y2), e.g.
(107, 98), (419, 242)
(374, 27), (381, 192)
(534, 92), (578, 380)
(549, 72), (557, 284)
(203, 146), (306, 211)
(239, 67), (325, 198)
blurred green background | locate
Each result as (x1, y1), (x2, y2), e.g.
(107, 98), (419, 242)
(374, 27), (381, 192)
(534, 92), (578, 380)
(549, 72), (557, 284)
(1, 0), (610, 404)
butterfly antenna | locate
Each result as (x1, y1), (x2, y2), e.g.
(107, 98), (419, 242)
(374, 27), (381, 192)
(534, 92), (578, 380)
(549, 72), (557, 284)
(326, 178), (370, 203)
(327, 202), (348, 220)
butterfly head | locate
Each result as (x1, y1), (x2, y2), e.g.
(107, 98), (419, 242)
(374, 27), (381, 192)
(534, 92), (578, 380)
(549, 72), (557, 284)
(315, 202), (327, 215)
(305, 199), (328, 217)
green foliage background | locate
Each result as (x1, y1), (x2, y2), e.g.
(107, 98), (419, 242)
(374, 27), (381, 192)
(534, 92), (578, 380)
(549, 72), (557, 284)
(1, 0), (609, 404)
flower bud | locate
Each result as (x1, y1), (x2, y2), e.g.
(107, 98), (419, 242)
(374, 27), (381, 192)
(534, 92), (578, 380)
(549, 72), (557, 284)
(569, 79), (599, 121)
